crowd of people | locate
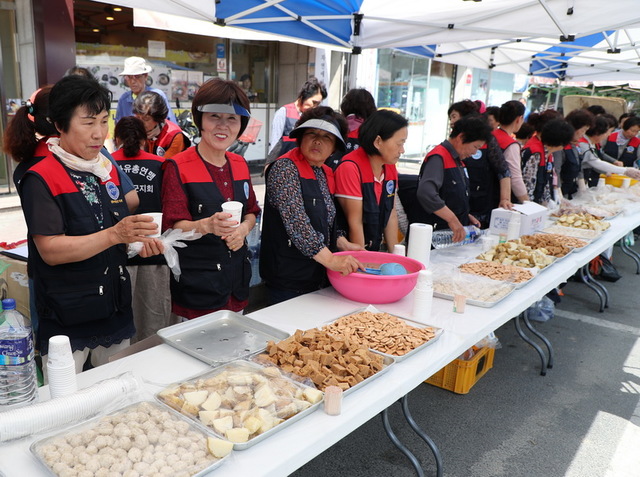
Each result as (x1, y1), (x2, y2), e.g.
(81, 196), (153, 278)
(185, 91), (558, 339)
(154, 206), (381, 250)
(4, 54), (640, 376)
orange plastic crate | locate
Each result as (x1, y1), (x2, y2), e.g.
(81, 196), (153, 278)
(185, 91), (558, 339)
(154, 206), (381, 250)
(425, 346), (495, 394)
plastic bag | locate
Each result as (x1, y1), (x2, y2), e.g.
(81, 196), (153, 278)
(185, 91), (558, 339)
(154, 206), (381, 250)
(589, 253), (622, 282)
(127, 228), (202, 281)
(525, 296), (555, 322)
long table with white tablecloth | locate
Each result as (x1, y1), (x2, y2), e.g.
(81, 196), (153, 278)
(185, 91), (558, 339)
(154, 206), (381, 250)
(2, 210), (640, 477)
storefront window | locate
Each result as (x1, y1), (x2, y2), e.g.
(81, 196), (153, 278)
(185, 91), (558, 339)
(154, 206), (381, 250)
(471, 69), (515, 108)
(230, 41), (272, 104)
(376, 50), (453, 158)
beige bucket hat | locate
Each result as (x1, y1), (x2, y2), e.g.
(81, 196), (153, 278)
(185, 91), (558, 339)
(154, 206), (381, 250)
(119, 57), (152, 76)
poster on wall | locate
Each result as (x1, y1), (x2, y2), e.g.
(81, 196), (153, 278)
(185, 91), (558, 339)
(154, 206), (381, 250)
(81, 64), (171, 101)
(187, 70), (204, 100)
(172, 70), (189, 102)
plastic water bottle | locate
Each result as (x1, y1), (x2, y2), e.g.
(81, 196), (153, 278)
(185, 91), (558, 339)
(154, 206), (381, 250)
(431, 225), (483, 249)
(0, 298), (38, 409)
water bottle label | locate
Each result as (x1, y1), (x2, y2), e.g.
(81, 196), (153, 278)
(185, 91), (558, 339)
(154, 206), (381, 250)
(0, 337), (34, 365)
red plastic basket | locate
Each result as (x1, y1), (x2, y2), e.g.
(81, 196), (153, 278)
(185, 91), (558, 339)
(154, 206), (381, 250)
(238, 118), (263, 143)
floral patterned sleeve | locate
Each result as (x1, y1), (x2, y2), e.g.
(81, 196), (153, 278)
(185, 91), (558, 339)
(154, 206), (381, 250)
(266, 158), (330, 257)
(487, 136), (511, 180)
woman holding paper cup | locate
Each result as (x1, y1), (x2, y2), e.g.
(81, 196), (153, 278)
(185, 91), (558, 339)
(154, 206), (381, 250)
(14, 75), (163, 370)
(261, 106), (364, 305)
(161, 79), (260, 320)
(113, 117), (171, 341)
(334, 109), (406, 251)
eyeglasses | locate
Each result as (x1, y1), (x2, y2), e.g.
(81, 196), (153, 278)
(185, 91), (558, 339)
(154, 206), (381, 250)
(125, 74), (146, 80)
(302, 130), (336, 144)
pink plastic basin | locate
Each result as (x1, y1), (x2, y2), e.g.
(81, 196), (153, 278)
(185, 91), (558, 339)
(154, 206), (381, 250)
(327, 251), (426, 304)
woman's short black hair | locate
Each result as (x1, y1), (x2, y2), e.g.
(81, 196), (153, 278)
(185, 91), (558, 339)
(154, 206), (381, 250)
(485, 106), (500, 119)
(540, 119), (574, 147)
(586, 116), (612, 137)
(622, 116), (640, 131)
(586, 105), (607, 116)
(600, 113), (618, 130)
(340, 88), (377, 120)
(293, 106), (347, 149)
(450, 116), (493, 144)
(64, 66), (94, 79)
(447, 99), (478, 118)
(565, 109), (595, 131)
(358, 110), (408, 156)
(498, 100), (525, 125)
(134, 91), (169, 124)
(515, 122), (535, 141)
(527, 109), (562, 133)
(49, 75), (111, 133)
(191, 78), (251, 137)
(114, 116), (147, 158)
(297, 77), (328, 102)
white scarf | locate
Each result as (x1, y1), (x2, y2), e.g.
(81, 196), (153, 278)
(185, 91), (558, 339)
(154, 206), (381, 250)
(47, 137), (113, 182)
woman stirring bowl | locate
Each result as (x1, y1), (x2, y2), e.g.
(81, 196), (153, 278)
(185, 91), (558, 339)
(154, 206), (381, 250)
(161, 79), (260, 320)
(260, 106), (363, 305)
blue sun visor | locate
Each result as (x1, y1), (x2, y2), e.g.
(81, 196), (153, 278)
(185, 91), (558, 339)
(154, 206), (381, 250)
(196, 102), (251, 117)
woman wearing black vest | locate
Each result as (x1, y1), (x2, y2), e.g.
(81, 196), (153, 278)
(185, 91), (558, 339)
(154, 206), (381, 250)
(554, 109), (594, 199)
(415, 116), (492, 242)
(161, 79), (260, 320)
(602, 116), (640, 167)
(133, 91), (190, 159)
(113, 117), (171, 342)
(12, 76), (162, 372)
(261, 106), (363, 305)
(335, 110), (407, 252)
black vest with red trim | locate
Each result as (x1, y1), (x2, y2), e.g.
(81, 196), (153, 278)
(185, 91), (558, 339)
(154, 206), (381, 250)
(150, 120), (189, 157)
(337, 147), (398, 251)
(603, 131), (640, 167)
(19, 151), (133, 347)
(462, 139), (497, 222)
(417, 143), (470, 230)
(521, 135), (554, 204)
(166, 148), (251, 310)
(326, 127), (360, 171)
(113, 148), (166, 266)
(560, 141), (583, 198)
(275, 103), (302, 157)
(493, 128), (517, 151)
(260, 148), (335, 293)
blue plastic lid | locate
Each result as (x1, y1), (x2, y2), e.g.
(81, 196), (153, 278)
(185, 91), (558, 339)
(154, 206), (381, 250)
(1, 299), (16, 310)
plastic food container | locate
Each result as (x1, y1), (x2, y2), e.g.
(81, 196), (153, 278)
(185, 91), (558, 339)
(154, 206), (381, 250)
(327, 251), (425, 303)
(601, 173), (638, 188)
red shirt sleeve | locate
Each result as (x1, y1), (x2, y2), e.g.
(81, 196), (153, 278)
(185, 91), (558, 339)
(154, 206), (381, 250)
(334, 160), (363, 200)
(161, 161), (192, 231)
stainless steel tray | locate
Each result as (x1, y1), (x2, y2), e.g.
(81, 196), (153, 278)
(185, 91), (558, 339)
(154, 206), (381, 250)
(344, 353), (395, 397)
(433, 286), (516, 308)
(31, 401), (228, 476)
(322, 307), (442, 362)
(158, 310), (290, 365)
(155, 360), (322, 451)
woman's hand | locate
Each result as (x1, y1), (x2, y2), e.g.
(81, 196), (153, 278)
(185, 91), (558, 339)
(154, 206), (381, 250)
(336, 236), (365, 252)
(223, 221), (251, 252)
(110, 214), (158, 244)
(325, 253), (363, 276)
(198, 212), (239, 237)
(139, 238), (165, 257)
(624, 168), (640, 180)
(447, 218), (466, 243)
(498, 198), (514, 210)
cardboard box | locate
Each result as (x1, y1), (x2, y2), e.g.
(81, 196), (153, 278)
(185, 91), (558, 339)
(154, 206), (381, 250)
(489, 202), (548, 237)
(0, 255), (30, 319)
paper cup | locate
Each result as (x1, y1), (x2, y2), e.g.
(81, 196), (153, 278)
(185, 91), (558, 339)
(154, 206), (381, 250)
(622, 177), (631, 188)
(144, 212), (162, 238)
(47, 336), (74, 368)
(222, 201), (243, 227)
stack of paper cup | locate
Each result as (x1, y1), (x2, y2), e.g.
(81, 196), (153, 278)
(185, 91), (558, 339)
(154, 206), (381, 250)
(412, 270), (433, 324)
(222, 201), (243, 227)
(47, 335), (77, 399)
(392, 244), (406, 256)
(597, 177), (606, 188)
(622, 177), (631, 188)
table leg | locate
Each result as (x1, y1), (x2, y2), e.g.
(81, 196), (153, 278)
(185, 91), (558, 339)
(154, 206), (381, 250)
(522, 311), (554, 369)
(619, 238), (640, 274)
(578, 265), (606, 312)
(514, 313), (548, 376)
(381, 407), (425, 477)
(583, 264), (610, 308)
(400, 395), (443, 477)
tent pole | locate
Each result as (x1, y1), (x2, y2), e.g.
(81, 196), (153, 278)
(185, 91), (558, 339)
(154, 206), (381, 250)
(485, 68), (493, 105)
(554, 81), (562, 110)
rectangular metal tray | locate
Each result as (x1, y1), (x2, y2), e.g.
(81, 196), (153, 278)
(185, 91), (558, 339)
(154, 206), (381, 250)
(433, 285), (516, 308)
(322, 307), (442, 362)
(155, 360), (322, 451)
(157, 310), (290, 366)
(461, 260), (539, 289)
(344, 353), (395, 397)
(31, 401), (228, 476)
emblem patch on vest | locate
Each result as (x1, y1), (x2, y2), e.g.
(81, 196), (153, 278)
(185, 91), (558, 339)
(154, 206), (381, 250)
(106, 181), (120, 200)
(244, 181), (250, 199)
(627, 146), (635, 153)
(386, 180), (395, 195)
(471, 150), (482, 160)
(157, 146), (166, 157)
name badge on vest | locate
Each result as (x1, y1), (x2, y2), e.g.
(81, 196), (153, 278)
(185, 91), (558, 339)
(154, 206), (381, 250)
(470, 150), (482, 160)
(106, 181), (120, 200)
(243, 181), (250, 199)
(386, 180), (395, 195)
(157, 146), (166, 157)
(627, 146), (635, 153)
(546, 162), (553, 172)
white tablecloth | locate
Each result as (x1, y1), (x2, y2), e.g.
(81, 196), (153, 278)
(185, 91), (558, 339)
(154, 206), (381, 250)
(2, 211), (639, 476)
